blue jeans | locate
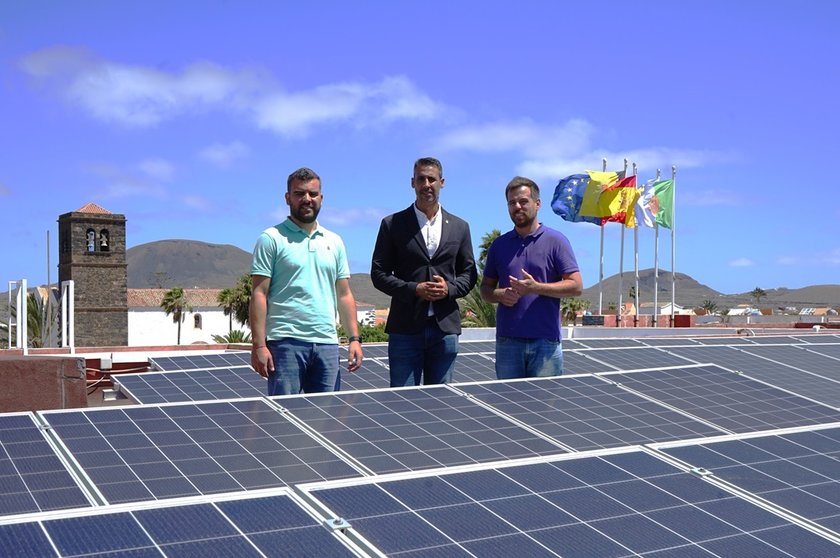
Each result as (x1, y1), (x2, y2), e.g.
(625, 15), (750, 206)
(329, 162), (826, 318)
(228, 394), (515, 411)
(495, 336), (563, 379)
(266, 338), (339, 395)
(388, 322), (458, 387)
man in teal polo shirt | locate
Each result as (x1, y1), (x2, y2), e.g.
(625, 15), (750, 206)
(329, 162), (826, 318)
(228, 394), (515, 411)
(250, 167), (363, 395)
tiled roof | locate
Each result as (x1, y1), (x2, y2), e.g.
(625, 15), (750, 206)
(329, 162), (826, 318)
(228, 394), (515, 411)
(128, 288), (224, 308)
(75, 202), (112, 214)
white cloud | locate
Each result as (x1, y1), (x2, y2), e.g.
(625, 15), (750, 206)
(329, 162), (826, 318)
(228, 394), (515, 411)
(729, 257), (754, 267)
(777, 248), (840, 267)
(137, 158), (175, 181)
(822, 248), (840, 266)
(679, 189), (743, 206)
(19, 48), (446, 135)
(437, 118), (729, 182)
(252, 76), (446, 137)
(181, 195), (213, 211)
(320, 207), (387, 227)
(86, 162), (168, 199)
(437, 119), (594, 158)
(198, 141), (250, 168)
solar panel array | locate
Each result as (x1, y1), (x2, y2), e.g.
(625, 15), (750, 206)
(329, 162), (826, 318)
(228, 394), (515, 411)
(3, 333), (840, 556)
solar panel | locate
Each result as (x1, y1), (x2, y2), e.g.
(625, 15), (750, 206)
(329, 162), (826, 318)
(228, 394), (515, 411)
(562, 350), (620, 374)
(637, 337), (701, 347)
(301, 450), (840, 556)
(149, 352), (251, 371)
(0, 413), (92, 518)
(341, 342), (389, 359)
(456, 375), (726, 450)
(458, 340), (497, 353)
(658, 425), (840, 534)
(272, 386), (567, 474)
(562, 339), (589, 350)
(336, 359), (391, 391)
(39, 399), (362, 505)
(115, 366), (266, 404)
(662, 345), (840, 409)
(575, 338), (644, 348)
(577, 346), (697, 370)
(803, 344), (840, 361)
(695, 336), (760, 345)
(602, 365), (840, 432)
(0, 490), (363, 557)
(451, 353), (497, 381)
(739, 345), (840, 378)
(743, 335), (802, 345)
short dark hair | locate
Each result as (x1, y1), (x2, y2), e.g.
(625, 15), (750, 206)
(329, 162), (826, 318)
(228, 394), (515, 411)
(505, 176), (540, 200)
(413, 157), (443, 177)
(287, 167), (321, 192)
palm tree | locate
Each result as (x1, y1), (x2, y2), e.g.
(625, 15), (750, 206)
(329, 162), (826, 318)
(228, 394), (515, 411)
(561, 298), (590, 326)
(233, 274), (252, 327)
(26, 293), (55, 348)
(161, 287), (192, 345)
(211, 330), (252, 344)
(459, 229), (501, 328)
(217, 288), (236, 333)
(700, 299), (718, 315)
(460, 286), (496, 327)
(478, 229), (501, 271)
(750, 287), (767, 306)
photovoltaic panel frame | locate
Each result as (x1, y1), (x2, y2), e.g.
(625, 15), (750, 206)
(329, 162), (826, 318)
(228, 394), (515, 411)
(39, 398), (363, 505)
(0, 413), (93, 518)
(299, 449), (840, 556)
(600, 364), (840, 433)
(271, 386), (568, 475)
(115, 365), (266, 404)
(456, 375), (727, 451)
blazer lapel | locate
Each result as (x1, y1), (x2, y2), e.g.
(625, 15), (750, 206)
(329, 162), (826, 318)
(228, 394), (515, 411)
(406, 206), (429, 260)
(437, 209), (453, 250)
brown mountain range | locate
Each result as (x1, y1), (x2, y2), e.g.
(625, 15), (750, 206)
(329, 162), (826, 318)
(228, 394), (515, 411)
(125, 240), (839, 310)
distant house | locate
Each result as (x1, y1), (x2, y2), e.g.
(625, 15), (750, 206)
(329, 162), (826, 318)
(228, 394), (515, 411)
(727, 306), (761, 317)
(637, 302), (691, 315)
(800, 307), (838, 316)
(128, 288), (242, 346)
(128, 288), (378, 346)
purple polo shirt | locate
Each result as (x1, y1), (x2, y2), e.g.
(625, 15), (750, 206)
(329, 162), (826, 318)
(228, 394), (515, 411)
(484, 224), (579, 341)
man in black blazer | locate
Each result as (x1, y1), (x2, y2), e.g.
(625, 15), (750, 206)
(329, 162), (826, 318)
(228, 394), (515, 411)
(371, 157), (477, 386)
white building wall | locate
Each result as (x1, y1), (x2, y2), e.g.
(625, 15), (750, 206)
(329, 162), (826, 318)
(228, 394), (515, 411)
(128, 307), (249, 346)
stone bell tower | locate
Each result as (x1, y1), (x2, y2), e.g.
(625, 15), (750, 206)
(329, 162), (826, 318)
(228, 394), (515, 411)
(57, 203), (128, 347)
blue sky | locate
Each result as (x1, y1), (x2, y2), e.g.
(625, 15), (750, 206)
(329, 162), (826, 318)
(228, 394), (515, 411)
(2, 1), (838, 298)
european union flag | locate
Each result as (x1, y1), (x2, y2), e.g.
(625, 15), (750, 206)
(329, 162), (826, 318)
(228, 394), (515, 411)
(551, 174), (602, 225)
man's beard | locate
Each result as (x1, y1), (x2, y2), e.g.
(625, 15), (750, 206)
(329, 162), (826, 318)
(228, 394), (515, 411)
(292, 205), (320, 224)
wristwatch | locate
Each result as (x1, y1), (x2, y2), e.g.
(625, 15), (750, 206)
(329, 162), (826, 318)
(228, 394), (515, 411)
(348, 336), (362, 344)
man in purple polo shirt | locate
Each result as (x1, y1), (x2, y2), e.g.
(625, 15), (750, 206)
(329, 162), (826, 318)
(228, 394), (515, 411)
(480, 176), (583, 378)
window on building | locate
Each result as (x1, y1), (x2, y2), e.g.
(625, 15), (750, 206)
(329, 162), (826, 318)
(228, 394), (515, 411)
(194, 314), (202, 329)
(86, 229), (96, 252)
(99, 229), (110, 252)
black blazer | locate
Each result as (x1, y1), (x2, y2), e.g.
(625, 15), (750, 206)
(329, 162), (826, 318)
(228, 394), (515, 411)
(371, 206), (477, 335)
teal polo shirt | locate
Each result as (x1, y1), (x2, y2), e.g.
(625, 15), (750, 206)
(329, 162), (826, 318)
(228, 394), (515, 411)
(251, 218), (350, 344)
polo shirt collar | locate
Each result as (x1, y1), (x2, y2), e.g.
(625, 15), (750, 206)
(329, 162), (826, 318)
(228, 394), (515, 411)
(517, 222), (544, 240)
(281, 217), (322, 237)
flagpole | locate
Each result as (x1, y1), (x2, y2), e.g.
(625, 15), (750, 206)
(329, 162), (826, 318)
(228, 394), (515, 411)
(670, 165), (677, 324)
(653, 168), (661, 327)
(632, 162), (639, 327)
(617, 158), (628, 326)
(598, 157), (606, 315)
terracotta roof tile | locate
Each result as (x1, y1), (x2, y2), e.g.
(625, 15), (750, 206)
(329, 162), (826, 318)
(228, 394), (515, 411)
(75, 202), (112, 214)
